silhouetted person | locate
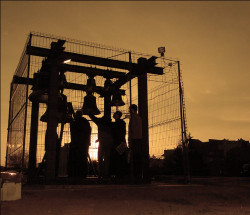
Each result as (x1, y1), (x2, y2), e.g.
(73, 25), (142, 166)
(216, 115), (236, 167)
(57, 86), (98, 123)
(89, 114), (113, 179)
(111, 111), (127, 178)
(128, 104), (143, 182)
(69, 110), (91, 178)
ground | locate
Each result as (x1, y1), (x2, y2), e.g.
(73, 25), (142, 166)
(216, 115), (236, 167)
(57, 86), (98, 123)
(1, 177), (250, 215)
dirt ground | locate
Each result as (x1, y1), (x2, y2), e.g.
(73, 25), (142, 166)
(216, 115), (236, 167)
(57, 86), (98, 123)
(1, 177), (250, 215)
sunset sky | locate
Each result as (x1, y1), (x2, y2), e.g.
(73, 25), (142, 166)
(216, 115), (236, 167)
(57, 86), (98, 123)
(1, 1), (250, 165)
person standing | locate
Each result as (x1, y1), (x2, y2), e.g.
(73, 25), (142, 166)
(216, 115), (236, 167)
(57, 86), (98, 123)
(89, 114), (114, 179)
(69, 110), (91, 178)
(111, 111), (127, 178)
(128, 104), (143, 182)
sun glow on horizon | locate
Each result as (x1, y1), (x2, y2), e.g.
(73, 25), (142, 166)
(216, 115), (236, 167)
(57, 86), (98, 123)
(89, 138), (99, 161)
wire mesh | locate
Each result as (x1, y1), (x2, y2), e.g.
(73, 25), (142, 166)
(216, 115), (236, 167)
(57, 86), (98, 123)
(6, 32), (187, 169)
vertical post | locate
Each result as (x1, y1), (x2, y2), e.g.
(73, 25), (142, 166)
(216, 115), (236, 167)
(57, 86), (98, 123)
(45, 62), (60, 183)
(22, 33), (32, 168)
(28, 101), (39, 181)
(6, 82), (14, 169)
(177, 60), (190, 183)
(104, 94), (111, 120)
(129, 52), (132, 106)
(137, 70), (150, 182)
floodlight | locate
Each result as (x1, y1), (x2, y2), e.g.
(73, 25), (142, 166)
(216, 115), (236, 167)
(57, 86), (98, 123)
(63, 59), (71, 64)
(158, 47), (165, 57)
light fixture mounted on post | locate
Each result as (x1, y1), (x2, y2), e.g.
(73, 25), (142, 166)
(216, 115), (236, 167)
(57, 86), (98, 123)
(158, 47), (165, 57)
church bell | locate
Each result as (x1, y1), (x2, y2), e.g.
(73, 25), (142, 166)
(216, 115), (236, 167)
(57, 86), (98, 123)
(29, 72), (49, 103)
(40, 94), (73, 123)
(110, 91), (125, 106)
(81, 93), (100, 115)
(29, 89), (49, 103)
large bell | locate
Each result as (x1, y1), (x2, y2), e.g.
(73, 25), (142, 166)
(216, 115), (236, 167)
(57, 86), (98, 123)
(29, 89), (49, 103)
(29, 90), (63, 104)
(111, 92), (125, 106)
(29, 72), (49, 103)
(31, 71), (49, 91)
(81, 93), (100, 115)
(40, 94), (72, 123)
(40, 107), (66, 123)
(40, 107), (72, 123)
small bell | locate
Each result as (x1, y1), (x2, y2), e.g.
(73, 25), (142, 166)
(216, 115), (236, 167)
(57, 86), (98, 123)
(81, 93), (100, 115)
(111, 92), (125, 106)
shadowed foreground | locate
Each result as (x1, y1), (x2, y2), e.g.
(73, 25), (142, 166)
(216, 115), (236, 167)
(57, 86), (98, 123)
(2, 178), (250, 215)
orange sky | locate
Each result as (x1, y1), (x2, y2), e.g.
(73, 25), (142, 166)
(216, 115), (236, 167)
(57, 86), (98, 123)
(1, 1), (250, 165)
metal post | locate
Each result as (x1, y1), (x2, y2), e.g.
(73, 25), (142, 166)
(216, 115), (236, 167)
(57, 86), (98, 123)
(28, 101), (39, 181)
(22, 33), (32, 168)
(6, 82), (14, 169)
(138, 72), (150, 182)
(104, 94), (111, 120)
(129, 52), (132, 106)
(177, 60), (190, 183)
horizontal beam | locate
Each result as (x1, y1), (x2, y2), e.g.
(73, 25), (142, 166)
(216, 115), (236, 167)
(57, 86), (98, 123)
(26, 46), (164, 75)
(13, 76), (34, 85)
(112, 72), (136, 89)
(60, 64), (126, 79)
(65, 82), (125, 95)
(12, 76), (125, 95)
